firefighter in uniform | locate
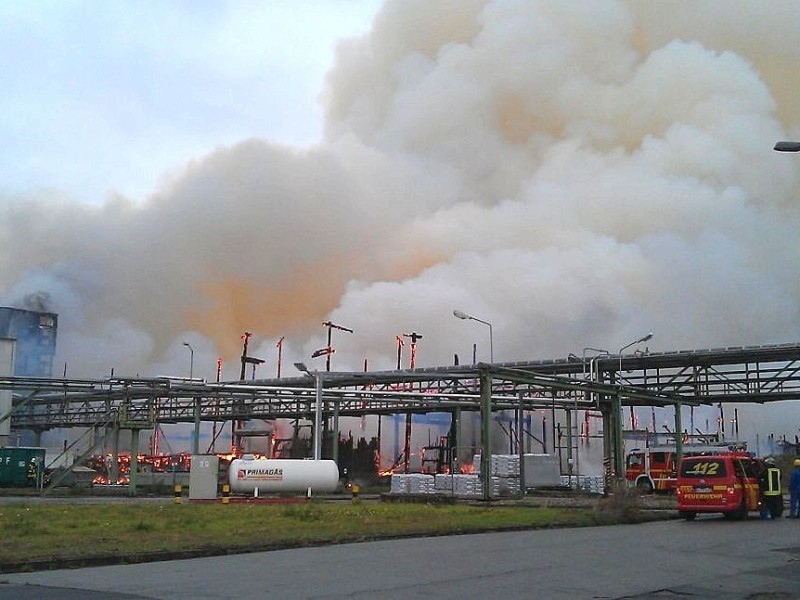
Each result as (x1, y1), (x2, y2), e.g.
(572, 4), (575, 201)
(26, 458), (39, 488)
(789, 459), (800, 518)
(760, 457), (783, 519)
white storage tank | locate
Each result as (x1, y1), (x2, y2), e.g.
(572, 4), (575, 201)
(228, 457), (339, 494)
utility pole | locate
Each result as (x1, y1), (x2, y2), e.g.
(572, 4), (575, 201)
(402, 332), (422, 473)
(235, 332), (264, 453)
(322, 321), (353, 371)
(276, 336), (284, 378)
(403, 332), (423, 369)
(395, 335), (404, 370)
(239, 332), (252, 381)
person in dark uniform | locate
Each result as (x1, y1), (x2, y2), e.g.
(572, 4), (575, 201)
(26, 457), (40, 489)
(761, 457), (783, 519)
(789, 459), (800, 518)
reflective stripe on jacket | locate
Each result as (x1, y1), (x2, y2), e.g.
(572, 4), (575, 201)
(764, 467), (782, 496)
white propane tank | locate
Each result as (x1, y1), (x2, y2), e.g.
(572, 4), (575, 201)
(228, 458), (339, 494)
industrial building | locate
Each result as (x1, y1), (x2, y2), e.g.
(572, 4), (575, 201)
(0, 306), (58, 471)
(3, 342), (800, 498)
(0, 307), (58, 377)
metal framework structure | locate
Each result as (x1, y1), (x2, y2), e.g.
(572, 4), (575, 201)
(3, 343), (800, 497)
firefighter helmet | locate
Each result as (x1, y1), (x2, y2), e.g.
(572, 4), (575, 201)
(795, 458), (800, 467)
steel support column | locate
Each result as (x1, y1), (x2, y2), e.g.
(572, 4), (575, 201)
(601, 402), (612, 492)
(403, 414), (412, 474)
(613, 392), (624, 483)
(565, 407), (574, 479)
(450, 407), (461, 473)
(518, 393), (525, 496)
(129, 429), (139, 497)
(674, 402), (683, 460)
(110, 424), (119, 485)
(480, 369), (492, 501)
(332, 400), (340, 466)
(193, 396), (201, 455)
(313, 373), (323, 460)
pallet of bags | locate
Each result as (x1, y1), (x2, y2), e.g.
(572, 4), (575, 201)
(561, 474), (604, 494)
(583, 476), (604, 494)
(491, 476), (520, 496)
(434, 473), (454, 492)
(390, 473), (410, 494)
(473, 454), (523, 477)
(453, 474), (482, 497)
(494, 454), (520, 477)
(407, 474), (435, 494)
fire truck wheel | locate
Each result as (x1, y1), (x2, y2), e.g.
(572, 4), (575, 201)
(636, 478), (654, 494)
(679, 511), (696, 521)
(725, 499), (748, 520)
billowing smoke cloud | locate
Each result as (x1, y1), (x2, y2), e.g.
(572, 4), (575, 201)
(2, 1), (800, 443)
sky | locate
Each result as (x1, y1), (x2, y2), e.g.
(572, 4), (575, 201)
(2, 0), (800, 452)
(0, 0), (382, 203)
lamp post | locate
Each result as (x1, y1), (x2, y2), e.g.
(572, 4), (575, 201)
(618, 333), (653, 377)
(295, 362), (323, 460)
(617, 333), (653, 431)
(183, 341), (200, 455)
(182, 342), (194, 380)
(453, 309), (493, 363)
(774, 141), (800, 152)
(613, 333), (653, 483)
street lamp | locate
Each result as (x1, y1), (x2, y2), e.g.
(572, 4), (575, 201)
(616, 333), (652, 477)
(295, 362), (323, 460)
(618, 333), (653, 377)
(453, 309), (493, 363)
(182, 342), (194, 379)
(182, 341), (199, 455)
(774, 141), (800, 152)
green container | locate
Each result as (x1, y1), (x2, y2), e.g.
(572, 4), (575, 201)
(0, 447), (46, 487)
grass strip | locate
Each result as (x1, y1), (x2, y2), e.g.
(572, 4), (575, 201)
(0, 501), (599, 570)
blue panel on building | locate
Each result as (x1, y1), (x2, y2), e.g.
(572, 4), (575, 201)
(0, 308), (58, 377)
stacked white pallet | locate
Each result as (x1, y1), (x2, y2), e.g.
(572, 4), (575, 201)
(391, 473), (410, 494)
(434, 473), (453, 492)
(471, 455), (521, 496)
(472, 454), (521, 476)
(452, 474), (482, 497)
(491, 476), (520, 496)
(493, 454), (520, 477)
(560, 475), (604, 494)
(407, 474), (435, 494)
(585, 476), (604, 494)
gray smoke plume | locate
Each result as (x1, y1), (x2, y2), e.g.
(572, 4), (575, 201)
(23, 292), (51, 313)
(2, 1), (800, 445)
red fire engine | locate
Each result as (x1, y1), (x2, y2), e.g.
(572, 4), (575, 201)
(676, 451), (763, 520)
(625, 443), (745, 493)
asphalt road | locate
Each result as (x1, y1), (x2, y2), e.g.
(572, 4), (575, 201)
(3, 515), (800, 599)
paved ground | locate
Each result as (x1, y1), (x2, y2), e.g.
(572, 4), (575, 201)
(3, 515), (800, 599)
